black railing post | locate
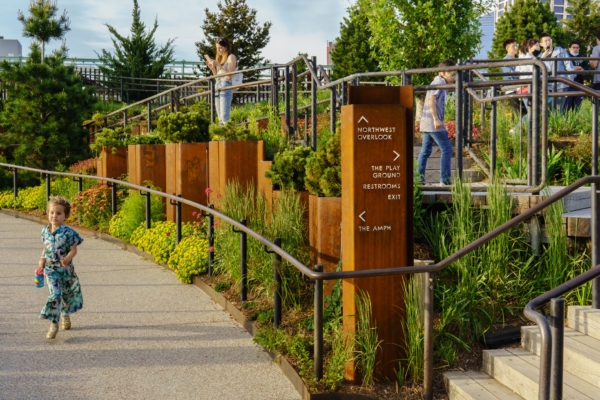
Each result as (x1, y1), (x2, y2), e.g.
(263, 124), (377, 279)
(549, 298), (565, 400)
(292, 63), (298, 139)
(110, 182), (117, 216)
(455, 69), (464, 179)
(342, 80), (348, 106)
(232, 219), (248, 302)
(311, 56), (318, 151)
(285, 66), (291, 138)
(147, 101), (152, 133)
(77, 177), (82, 194)
(210, 79), (216, 124)
(270, 66), (277, 114)
(313, 264), (323, 381)
(592, 97), (600, 309)
(330, 86), (337, 134)
(551, 59), (557, 110)
(208, 204), (215, 278)
(532, 64), (540, 186)
(170, 195), (182, 244)
(45, 174), (51, 203)
(12, 168), (17, 202)
(490, 86), (497, 180)
(143, 186), (151, 229)
(123, 109), (128, 128)
(273, 237), (282, 328)
(424, 271), (434, 400)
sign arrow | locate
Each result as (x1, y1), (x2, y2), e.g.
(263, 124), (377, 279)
(359, 211), (366, 222)
(358, 116), (368, 124)
(393, 150), (400, 161)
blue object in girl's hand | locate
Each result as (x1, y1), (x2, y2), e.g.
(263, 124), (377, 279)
(34, 267), (44, 288)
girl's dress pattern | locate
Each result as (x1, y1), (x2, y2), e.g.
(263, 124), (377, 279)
(40, 225), (83, 323)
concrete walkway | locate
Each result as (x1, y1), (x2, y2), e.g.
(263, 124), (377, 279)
(0, 212), (300, 400)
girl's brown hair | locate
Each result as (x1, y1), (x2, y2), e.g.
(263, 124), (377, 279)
(215, 37), (230, 65)
(48, 196), (71, 218)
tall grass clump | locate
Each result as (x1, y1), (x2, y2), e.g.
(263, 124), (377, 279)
(109, 184), (165, 242)
(398, 276), (424, 385)
(354, 291), (382, 387)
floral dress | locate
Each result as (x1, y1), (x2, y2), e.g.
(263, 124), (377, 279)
(40, 224), (84, 323)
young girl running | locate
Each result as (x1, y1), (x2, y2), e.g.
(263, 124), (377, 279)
(38, 196), (83, 339)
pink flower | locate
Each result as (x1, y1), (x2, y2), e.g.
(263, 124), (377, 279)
(166, 232), (171, 237)
(205, 187), (213, 195)
(192, 211), (197, 217)
(209, 246), (214, 252)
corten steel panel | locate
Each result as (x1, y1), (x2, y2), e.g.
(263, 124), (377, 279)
(127, 144), (138, 185)
(258, 160), (274, 208)
(208, 141), (221, 206)
(341, 85), (414, 381)
(128, 144), (166, 191)
(309, 195), (342, 296)
(99, 147), (127, 180)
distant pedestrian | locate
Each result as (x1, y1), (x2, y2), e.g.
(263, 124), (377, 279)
(204, 37), (237, 125)
(539, 33), (574, 111)
(591, 31), (600, 90)
(38, 196), (83, 339)
(502, 38), (526, 117)
(565, 41), (590, 112)
(417, 59), (456, 185)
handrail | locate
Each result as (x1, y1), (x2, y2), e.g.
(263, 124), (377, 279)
(3, 159), (600, 399)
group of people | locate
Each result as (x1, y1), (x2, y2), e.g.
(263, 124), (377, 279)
(502, 31), (600, 113)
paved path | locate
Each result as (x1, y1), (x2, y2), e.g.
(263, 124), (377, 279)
(0, 212), (300, 400)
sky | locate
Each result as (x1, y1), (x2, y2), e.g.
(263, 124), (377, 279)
(0, 0), (349, 64)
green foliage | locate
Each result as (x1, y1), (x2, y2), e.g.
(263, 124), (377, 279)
(564, 0), (600, 55)
(490, 0), (567, 59)
(398, 277), (424, 384)
(266, 146), (312, 191)
(96, 0), (175, 101)
(260, 111), (288, 161)
(90, 127), (130, 152)
(322, 318), (354, 391)
(195, 0), (271, 79)
(108, 188), (165, 241)
(18, 0), (70, 62)
(305, 131), (341, 197)
(72, 184), (125, 231)
(214, 280), (232, 292)
(209, 121), (257, 141)
(359, 0), (483, 85)
(156, 105), (210, 143)
(0, 46), (97, 171)
(168, 216), (209, 283)
(331, 4), (379, 80)
(354, 291), (382, 387)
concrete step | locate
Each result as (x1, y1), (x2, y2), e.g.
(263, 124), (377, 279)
(444, 370), (524, 400)
(483, 348), (600, 400)
(423, 168), (485, 184)
(567, 306), (600, 341)
(521, 325), (600, 388)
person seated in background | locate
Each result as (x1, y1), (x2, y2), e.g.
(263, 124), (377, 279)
(502, 38), (527, 118)
(565, 41), (590, 112)
(591, 31), (600, 90)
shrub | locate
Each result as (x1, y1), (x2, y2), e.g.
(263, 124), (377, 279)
(209, 121), (258, 141)
(69, 158), (98, 175)
(168, 234), (209, 283)
(0, 189), (15, 208)
(266, 145), (312, 191)
(108, 188), (165, 242)
(305, 131), (341, 197)
(72, 184), (124, 231)
(16, 184), (46, 210)
(156, 106), (210, 143)
(90, 127), (130, 153)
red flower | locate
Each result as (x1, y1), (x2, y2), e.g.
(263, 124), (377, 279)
(205, 187), (213, 195)
(166, 232), (171, 237)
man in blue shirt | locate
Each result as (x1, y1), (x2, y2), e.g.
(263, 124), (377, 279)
(539, 33), (574, 111)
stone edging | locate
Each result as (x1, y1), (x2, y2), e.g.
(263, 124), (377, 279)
(0, 208), (313, 400)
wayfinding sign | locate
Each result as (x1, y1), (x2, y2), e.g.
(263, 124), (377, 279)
(341, 86), (413, 380)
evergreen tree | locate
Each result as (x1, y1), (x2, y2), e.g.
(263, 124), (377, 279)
(97, 0), (175, 101)
(563, 0), (600, 55)
(330, 4), (379, 81)
(17, 0), (70, 63)
(358, 0), (484, 85)
(0, 44), (96, 170)
(195, 0), (271, 79)
(490, 0), (567, 59)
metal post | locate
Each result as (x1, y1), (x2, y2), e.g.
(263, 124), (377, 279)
(401, 71), (407, 86)
(292, 63), (298, 139)
(12, 168), (17, 202)
(256, 83), (260, 103)
(330, 86), (337, 134)
(342, 81), (348, 106)
(273, 237), (282, 328)
(120, 77), (123, 101)
(455, 69), (464, 179)
(592, 98), (600, 309)
(147, 101), (152, 133)
(270, 66), (277, 114)
(232, 219), (248, 302)
(549, 298), (565, 400)
(123, 109), (128, 128)
(110, 183), (117, 216)
(311, 56), (318, 151)
(285, 66), (291, 138)
(144, 187), (151, 229)
(551, 60), (557, 110)
(45, 174), (51, 203)
(169, 195), (182, 244)
(490, 86), (497, 180)
(313, 264), (324, 380)
(208, 204), (215, 278)
(480, 99), (485, 132)
(424, 272), (434, 400)
(532, 65), (540, 186)
(210, 79), (216, 124)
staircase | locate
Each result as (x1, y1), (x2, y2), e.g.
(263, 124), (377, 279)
(444, 306), (600, 399)
(414, 145), (485, 185)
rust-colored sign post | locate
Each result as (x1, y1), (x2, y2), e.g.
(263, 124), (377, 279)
(341, 86), (413, 380)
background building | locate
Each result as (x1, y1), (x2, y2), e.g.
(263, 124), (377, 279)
(0, 36), (22, 57)
(494, 0), (573, 22)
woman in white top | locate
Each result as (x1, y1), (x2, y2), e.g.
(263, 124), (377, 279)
(205, 37), (237, 125)
(516, 38), (540, 77)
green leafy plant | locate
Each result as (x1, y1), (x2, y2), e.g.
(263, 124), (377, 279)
(72, 184), (124, 231)
(305, 131), (341, 197)
(266, 145), (312, 191)
(155, 104), (210, 143)
(90, 127), (130, 153)
(354, 290), (382, 387)
(209, 121), (258, 141)
(108, 187), (165, 242)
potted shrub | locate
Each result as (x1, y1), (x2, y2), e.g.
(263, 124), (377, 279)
(305, 132), (342, 294)
(157, 102), (211, 222)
